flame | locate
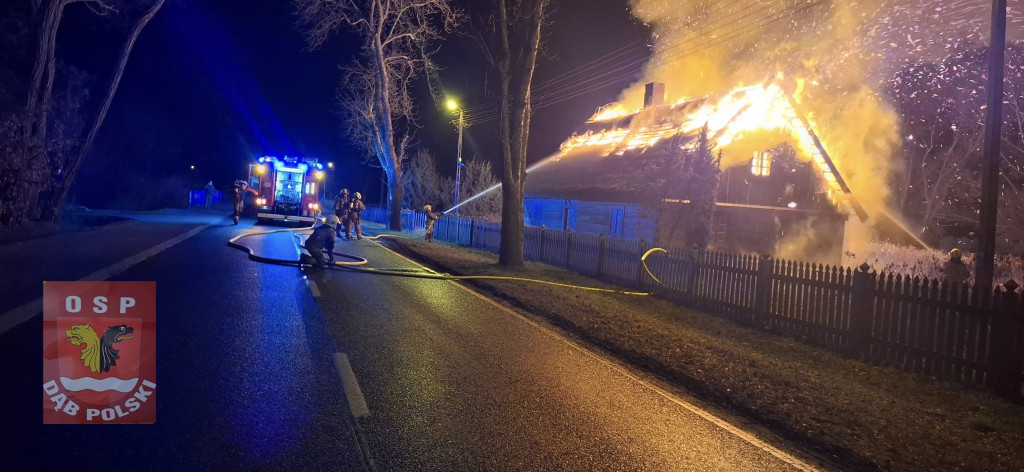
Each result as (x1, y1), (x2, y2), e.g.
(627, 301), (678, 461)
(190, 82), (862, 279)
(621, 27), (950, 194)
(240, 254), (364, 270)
(589, 104), (634, 122)
(560, 78), (852, 213)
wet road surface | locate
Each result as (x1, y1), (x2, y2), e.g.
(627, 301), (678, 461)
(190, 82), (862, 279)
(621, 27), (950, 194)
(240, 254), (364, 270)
(2, 215), (823, 471)
(2, 217), (364, 471)
(310, 236), (817, 471)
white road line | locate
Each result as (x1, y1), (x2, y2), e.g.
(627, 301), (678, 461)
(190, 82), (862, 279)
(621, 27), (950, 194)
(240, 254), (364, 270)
(0, 219), (222, 336)
(308, 279), (321, 298)
(335, 353), (371, 418)
(370, 238), (822, 471)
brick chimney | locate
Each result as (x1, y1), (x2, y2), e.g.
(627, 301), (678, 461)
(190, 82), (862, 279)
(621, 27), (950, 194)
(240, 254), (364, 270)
(644, 82), (665, 108)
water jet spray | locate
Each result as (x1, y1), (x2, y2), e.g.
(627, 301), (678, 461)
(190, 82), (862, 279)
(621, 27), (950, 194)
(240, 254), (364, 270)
(442, 158), (557, 215)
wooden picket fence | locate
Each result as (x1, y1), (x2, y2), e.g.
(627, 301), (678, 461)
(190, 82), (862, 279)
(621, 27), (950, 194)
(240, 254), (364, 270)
(367, 209), (1024, 400)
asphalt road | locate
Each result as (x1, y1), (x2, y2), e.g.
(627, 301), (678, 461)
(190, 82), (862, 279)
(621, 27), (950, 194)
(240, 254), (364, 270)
(2, 216), (364, 471)
(313, 237), (816, 471)
(1, 213), (823, 471)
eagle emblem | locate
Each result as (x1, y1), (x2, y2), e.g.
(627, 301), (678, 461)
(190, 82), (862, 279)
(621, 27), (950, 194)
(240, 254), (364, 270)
(65, 323), (134, 373)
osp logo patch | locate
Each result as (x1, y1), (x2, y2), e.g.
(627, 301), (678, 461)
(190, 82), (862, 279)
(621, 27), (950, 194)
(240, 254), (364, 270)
(43, 281), (156, 424)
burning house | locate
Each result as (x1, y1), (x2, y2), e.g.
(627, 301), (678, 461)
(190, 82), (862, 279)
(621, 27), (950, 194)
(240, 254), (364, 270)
(524, 79), (875, 263)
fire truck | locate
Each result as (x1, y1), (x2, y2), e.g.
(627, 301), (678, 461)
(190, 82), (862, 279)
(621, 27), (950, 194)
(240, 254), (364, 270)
(248, 155), (325, 225)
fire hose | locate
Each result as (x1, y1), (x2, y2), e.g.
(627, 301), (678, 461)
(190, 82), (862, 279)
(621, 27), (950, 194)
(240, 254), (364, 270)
(227, 226), (663, 296)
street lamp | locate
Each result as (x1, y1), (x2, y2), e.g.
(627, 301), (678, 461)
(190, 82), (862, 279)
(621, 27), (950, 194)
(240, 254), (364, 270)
(325, 162), (334, 197)
(447, 99), (464, 215)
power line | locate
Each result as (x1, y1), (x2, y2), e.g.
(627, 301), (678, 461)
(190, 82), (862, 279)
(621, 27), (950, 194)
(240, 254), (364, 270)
(533, 0), (822, 110)
(460, 1), (788, 118)
(532, 40), (648, 90)
(522, 1), (787, 108)
(459, 41), (650, 116)
(458, 0), (828, 124)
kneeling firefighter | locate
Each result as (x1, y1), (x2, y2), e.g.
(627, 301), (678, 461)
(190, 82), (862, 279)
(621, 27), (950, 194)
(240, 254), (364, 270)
(302, 215), (339, 269)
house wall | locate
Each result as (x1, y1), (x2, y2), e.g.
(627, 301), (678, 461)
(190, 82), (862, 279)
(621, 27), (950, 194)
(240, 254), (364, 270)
(526, 197), (846, 263)
(523, 197), (656, 241)
(654, 202), (846, 263)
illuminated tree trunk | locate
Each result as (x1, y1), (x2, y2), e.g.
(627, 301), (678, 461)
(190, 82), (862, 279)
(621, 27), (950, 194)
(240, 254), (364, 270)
(373, 41), (405, 231)
(496, 0), (547, 268)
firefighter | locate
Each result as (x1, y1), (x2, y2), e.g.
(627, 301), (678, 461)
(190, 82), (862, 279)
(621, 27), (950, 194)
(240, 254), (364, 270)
(423, 204), (443, 242)
(345, 191), (366, 240)
(333, 188), (350, 238)
(204, 181), (216, 209)
(303, 215), (339, 270)
(227, 180), (247, 225)
(943, 248), (971, 287)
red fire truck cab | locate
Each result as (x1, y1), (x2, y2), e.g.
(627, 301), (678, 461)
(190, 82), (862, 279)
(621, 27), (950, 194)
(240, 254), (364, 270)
(249, 155), (325, 225)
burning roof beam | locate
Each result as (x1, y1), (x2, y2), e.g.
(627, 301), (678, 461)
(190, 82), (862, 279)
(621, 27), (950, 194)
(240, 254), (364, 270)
(782, 93), (870, 222)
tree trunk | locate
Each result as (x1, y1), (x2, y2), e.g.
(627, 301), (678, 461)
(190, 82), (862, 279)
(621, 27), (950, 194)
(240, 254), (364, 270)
(373, 39), (403, 231)
(496, 0), (546, 268)
(25, 0), (71, 141)
(388, 167), (403, 230)
(44, 0), (165, 223)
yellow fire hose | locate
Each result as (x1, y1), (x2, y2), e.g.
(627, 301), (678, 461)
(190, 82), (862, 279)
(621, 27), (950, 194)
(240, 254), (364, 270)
(228, 225), (664, 296)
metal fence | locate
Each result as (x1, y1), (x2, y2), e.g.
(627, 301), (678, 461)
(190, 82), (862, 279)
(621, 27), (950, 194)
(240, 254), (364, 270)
(365, 207), (1024, 399)
(363, 207), (426, 230)
(187, 189), (222, 208)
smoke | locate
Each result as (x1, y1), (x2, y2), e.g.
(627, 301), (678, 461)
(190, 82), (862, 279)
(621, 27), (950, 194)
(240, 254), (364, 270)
(775, 217), (844, 264)
(618, 0), (1012, 257)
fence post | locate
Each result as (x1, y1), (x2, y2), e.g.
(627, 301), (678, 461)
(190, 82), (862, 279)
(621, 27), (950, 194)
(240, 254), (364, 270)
(991, 280), (1020, 399)
(637, 239), (648, 288)
(686, 248), (700, 301)
(598, 234), (606, 278)
(753, 255), (773, 328)
(539, 226), (546, 261)
(565, 230), (573, 269)
(469, 219), (476, 247)
(849, 262), (876, 357)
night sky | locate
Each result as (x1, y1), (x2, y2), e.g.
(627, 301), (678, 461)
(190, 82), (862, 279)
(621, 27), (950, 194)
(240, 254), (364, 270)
(65, 0), (649, 208)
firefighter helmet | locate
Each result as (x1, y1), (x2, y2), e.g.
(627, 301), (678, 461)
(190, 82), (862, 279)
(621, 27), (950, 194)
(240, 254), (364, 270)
(354, 192), (362, 199)
(325, 215), (341, 228)
(341, 188), (349, 194)
(950, 248), (962, 259)
(424, 205), (432, 212)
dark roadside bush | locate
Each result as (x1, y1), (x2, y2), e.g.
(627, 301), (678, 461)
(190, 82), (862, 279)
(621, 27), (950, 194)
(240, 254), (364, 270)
(108, 172), (191, 211)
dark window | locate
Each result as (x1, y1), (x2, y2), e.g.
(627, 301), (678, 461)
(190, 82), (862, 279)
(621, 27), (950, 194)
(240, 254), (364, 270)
(611, 207), (624, 236)
(715, 222), (727, 242)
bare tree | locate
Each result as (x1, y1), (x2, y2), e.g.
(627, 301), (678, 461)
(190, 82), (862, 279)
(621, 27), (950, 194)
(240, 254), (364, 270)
(0, 0), (165, 225)
(294, 0), (460, 230)
(901, 119), (981, 232)
(456, 157), (501, 221)
(400, 147), (452, 210)
(25, 0), (118, 143)
(43, 0), (166, 222)
(473, 0), (549, 267)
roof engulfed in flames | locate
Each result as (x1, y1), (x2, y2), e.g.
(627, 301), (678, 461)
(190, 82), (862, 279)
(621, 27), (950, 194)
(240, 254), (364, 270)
(556, 80), (857, 216)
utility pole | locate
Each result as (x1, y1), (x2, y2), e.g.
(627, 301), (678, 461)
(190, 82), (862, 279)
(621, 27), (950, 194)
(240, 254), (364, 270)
(448, 100), (465, 215)
(977, 0), (1007, 294)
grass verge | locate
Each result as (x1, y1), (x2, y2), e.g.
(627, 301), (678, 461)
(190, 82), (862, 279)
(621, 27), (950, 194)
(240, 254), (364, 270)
(381, 236), (1024, 472)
